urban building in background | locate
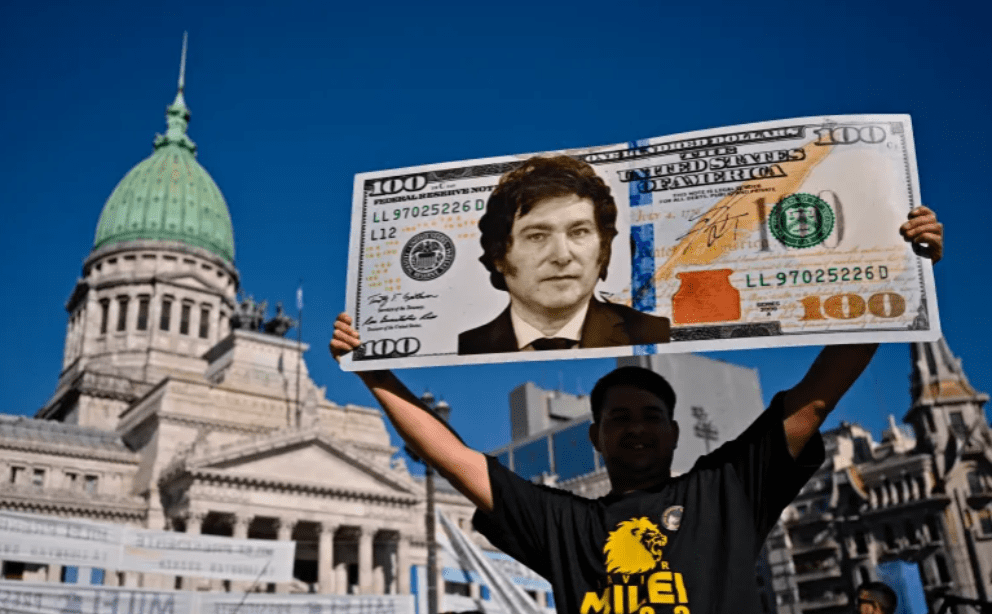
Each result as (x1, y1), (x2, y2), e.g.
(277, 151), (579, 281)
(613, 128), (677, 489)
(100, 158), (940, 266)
(769, 337), (991, 614)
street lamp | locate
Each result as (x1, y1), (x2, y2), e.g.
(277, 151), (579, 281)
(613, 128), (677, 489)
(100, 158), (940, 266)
(405, 392), (451, 614)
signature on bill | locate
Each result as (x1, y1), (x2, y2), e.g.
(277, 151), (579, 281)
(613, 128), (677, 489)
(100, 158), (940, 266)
(675, 204), (749, 251)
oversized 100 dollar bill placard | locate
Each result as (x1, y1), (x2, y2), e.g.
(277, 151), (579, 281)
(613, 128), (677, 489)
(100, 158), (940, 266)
(342, 114), (940, 371)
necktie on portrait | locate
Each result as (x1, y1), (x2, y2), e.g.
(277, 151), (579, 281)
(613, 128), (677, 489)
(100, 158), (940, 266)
(529, 337), (576, 351)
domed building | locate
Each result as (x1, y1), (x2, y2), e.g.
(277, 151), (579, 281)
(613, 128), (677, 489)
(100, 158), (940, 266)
(0, 41), (480, 604)
(42, 59), (238, 430)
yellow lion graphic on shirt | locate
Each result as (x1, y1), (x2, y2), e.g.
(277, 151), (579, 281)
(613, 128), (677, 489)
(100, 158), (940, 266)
(604, 517), (668, 575)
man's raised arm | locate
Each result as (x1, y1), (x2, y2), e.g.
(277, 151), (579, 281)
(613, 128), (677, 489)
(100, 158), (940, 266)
(782, 205), (944, 458)
(331, 314), (493, 512)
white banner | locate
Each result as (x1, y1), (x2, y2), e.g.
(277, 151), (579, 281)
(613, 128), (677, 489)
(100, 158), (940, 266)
(0, 511), (295, 582)
(200, 593), (415, 614)
(122, 526), (295, 582)
(0, 512), (123, 569)
(0, 581), (414, 614)
(0, 582), (193, 614)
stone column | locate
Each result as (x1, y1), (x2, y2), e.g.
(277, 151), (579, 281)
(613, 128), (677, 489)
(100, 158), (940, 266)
(358, 527), (374, 595)
(276, 519), (296, 594)
(47, 564), (63, 584)
(232, 516), (252, 593)
(397, 535), (410, 594)
(182, 513), (205, 591)
(318, 523), (335, 595)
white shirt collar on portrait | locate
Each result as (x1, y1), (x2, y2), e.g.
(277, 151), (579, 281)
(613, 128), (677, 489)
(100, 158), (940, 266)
(509, 301), (590, 351)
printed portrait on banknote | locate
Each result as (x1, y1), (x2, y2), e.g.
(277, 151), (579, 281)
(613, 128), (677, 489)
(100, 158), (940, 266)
(343, 115), (940, 371)
(457, 155), (670, 355)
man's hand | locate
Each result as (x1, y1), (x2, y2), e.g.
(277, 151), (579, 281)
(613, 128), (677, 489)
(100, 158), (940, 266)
(328, 312), (493, 512)
(901, 206), (943, 264)
(330, 313), (361, 363)
(782, 206), (944, 458)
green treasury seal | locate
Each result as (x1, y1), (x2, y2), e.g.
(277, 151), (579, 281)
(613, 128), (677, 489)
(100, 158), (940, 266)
(769, 193), (835, 249)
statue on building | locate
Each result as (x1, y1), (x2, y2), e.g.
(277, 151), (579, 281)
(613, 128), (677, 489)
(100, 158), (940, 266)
(231, 292), (267, 331)
(264, 302), (297, 337)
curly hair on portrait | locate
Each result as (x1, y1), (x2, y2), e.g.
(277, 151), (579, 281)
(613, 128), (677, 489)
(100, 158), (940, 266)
(478, 155), (619, 291)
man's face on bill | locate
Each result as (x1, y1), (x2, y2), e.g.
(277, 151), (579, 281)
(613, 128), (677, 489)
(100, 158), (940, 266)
(497, 194), (602, 321)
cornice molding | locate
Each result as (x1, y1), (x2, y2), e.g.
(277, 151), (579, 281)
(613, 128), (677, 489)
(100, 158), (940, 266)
(0, 489), (147, 521)
(177, 468), (419, 507)
(0, 437), (138, 463)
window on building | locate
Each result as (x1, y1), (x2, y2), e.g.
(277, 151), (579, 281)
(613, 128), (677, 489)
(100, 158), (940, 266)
(935, 554), (951, 583)
(926, 515), (942, 541)
(950, 411), (967, 436)
(136, 296), (150, 331)
(116, 296), (129, 331)
(199, 306), (210, 339)
(9, 466), (23, 484)
(855, 532), (868, 554)
(65, 471), (78, 489)
(904, 519), (918, 543)
(84, 475), (98, 494)
(853, 437), (873, 463)
(31, 468), (45, 488)
(99, 299), (110, 335)
(884, 524), (897, 548)
(160, 297), (173, 331)
(180, 303), (192, 335)
(444, 581), (471, 597)
(981, 512), (992, 536)
(969, 471), (984, 495)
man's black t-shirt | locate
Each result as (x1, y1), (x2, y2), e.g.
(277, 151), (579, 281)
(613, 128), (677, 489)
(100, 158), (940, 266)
(472, 393), (824, 614)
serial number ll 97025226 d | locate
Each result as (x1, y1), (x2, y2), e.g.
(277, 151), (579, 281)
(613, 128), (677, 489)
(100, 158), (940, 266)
(745, 265), (888, 288)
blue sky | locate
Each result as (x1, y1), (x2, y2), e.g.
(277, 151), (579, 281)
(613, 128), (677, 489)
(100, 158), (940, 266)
(2, 0), (988, 470)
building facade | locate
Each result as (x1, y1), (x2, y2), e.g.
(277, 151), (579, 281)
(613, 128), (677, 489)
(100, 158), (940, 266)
(770, 337), (991, 614)
(0, 53), (479, 598)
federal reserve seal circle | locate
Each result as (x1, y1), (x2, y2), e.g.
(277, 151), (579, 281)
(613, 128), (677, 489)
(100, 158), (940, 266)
(769, 193), (835, 249)
(400, 231), (456, 281)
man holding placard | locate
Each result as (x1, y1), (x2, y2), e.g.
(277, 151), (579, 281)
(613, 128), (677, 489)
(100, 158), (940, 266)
(331, 204), (941, 614)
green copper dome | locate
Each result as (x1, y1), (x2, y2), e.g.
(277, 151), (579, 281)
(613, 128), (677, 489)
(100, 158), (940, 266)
(94, 45), (234, 262)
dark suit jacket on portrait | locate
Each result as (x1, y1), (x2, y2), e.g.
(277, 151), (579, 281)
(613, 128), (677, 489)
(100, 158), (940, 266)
(457, 299), (670, 355)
